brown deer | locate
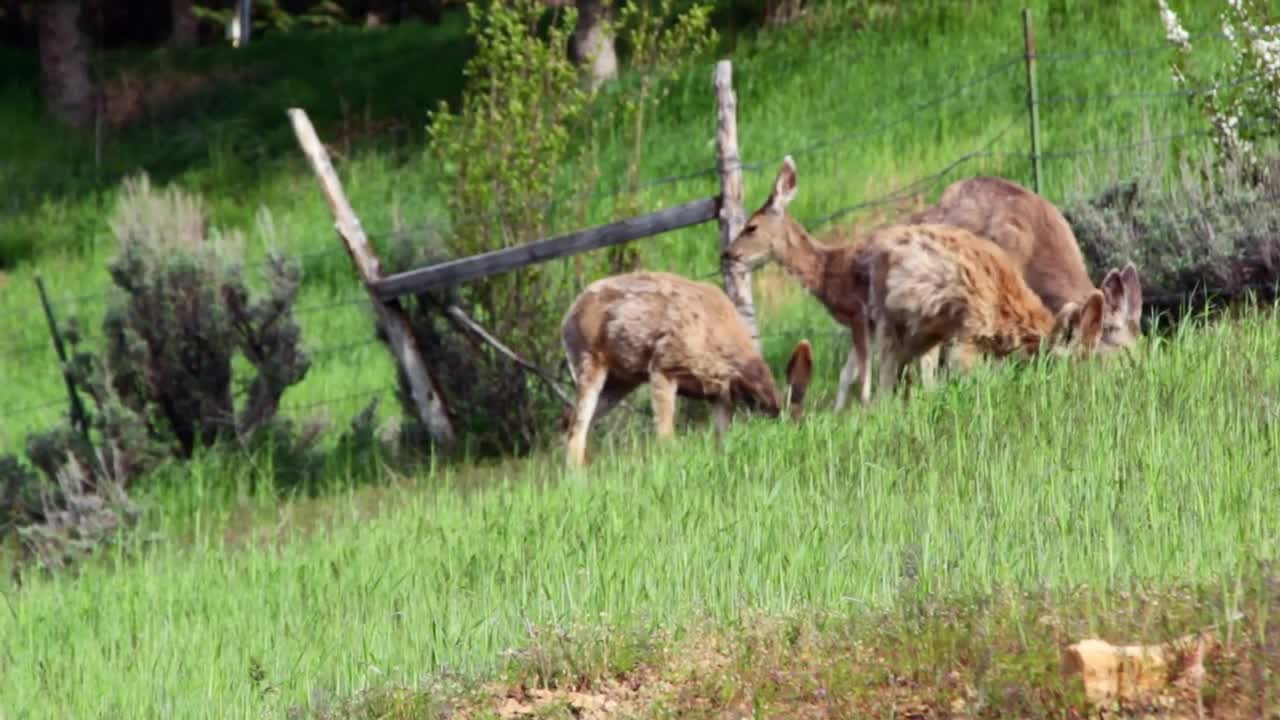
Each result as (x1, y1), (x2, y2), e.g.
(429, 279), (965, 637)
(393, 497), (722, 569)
(908, 176), (1143, 376)
(857, 223), (1105, 400)
(725, 157), (1104, 407)
(723, 156), (876, 410)
(561, 271), (813, 468)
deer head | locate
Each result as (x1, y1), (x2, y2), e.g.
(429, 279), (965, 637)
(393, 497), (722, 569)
(725, 156), (802, 271)
(1048, 289), (1106, 358)
(1098, 263), (1143, 356)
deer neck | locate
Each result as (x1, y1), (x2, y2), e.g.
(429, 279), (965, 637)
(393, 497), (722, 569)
(773, 218), (833, 302)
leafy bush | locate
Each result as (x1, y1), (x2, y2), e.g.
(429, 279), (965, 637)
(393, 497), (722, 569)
(1065, 152), (1280, 310)
(422, 0), (599, 452)
(376, 231), (555, 456)
(101, 176), (310, 457)
(1, 175), (314, 568)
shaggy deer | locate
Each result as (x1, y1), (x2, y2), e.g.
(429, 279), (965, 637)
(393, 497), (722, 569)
(857, 223), (1105, 400)
(908, 176), (1143, 374)
(724, 156), (877, 410)
(725, 157), (1104, 407)
(561, 271), (813, 468)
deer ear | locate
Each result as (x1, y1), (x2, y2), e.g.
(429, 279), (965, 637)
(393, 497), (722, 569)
(1120, 262), (1143, 328)
(785, 339), (813, 421)
(1078, 290), (1105, 353)
(766, 156), (799, 215)
(1101, 268), (1126, 313)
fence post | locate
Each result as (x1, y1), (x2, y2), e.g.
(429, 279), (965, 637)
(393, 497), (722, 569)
(35, 275), (91, 440)
(286, 108), (456, 449)
(1022, 7), (1044, 194)
(714, 60), (760, 349)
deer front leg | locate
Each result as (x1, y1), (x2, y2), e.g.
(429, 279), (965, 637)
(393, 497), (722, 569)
(917, 344), (941, 389)
(565, 357), (609, 468)
(712, 393), (733, 449)
(649, 370), (679, 439)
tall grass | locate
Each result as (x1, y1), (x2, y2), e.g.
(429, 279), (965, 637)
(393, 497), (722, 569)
(2, 305), (1278, 717)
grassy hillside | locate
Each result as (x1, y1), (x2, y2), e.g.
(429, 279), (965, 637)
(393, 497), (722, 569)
(3, 306), (1278, 716)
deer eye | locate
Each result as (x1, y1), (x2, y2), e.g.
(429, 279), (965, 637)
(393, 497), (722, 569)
(743, 225), (757, 235)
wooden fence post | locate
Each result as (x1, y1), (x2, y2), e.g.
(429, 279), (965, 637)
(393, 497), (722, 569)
(287, 108), (456, 448)
(714, 60), (760, 349)
(1023, 7), (1044, 195)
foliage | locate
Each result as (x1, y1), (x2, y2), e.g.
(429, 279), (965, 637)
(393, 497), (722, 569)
(100, 177), (311, 457)
(1065, 151), (1280, 306)
(0, 176), (318, 570)
(377, 231), (555, 456)
(424, 0), (595, 451)
(1158, 0), (1280, 173)
(192, 0), (348, 37)
(604, 0), (717, 269)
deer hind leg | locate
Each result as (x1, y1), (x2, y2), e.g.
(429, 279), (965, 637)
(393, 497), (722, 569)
(649, 370), (679, 440)
(873, 321), (903, 404)
(565, 356), (609, 468)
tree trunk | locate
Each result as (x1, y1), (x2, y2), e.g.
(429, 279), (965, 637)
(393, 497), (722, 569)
(572, 0), (617, 91)
(36, 0), (94, 130)
(171, 0), (198, 48)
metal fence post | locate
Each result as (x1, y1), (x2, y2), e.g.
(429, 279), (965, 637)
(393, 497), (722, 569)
(1023, 7), (1044, 195)
(35, 275), (91, 440)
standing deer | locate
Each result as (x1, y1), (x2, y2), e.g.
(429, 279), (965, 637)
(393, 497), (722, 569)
(908, 176), (1143, 376)
(857, 223), (1105, 400)
(561, 271), (813, 468)
(723, 156), (876, 410)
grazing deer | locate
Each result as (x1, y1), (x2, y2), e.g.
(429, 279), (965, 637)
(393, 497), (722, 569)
(561, 271), (813, 468)
(908, 176), (1143, 376)
(857, 223), (1105, 400)
(724, 156), (878, 410)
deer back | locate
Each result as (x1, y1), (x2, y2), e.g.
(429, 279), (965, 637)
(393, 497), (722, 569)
(561, 272), (782, 412)
(910, 176), (1094, 313)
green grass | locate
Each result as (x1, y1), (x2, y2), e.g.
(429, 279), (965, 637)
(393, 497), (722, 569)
(3, 305), (1279, 717)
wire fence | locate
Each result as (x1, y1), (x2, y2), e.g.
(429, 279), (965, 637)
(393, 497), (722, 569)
(1, 22), (1273, 442)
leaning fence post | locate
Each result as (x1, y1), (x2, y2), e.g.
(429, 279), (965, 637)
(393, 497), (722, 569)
(286, 108), (456, 449)
(714, 60), (760, 349)
(1023, 7), (1044, 194)
(35, 275), (91, 440)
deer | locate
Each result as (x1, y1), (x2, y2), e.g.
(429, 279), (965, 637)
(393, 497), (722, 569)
(907, 175), (1143, 379)
(725, 157), (1104, 408)
(856, 223), (1105, 401)
(723, 156), (879, 410)
(561, 271), (813, 468)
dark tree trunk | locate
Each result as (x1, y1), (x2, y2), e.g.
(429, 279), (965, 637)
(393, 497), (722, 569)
(171, 0), (198, 48)
(36, 0), (94, 130)
(572, 0), (617, 90)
